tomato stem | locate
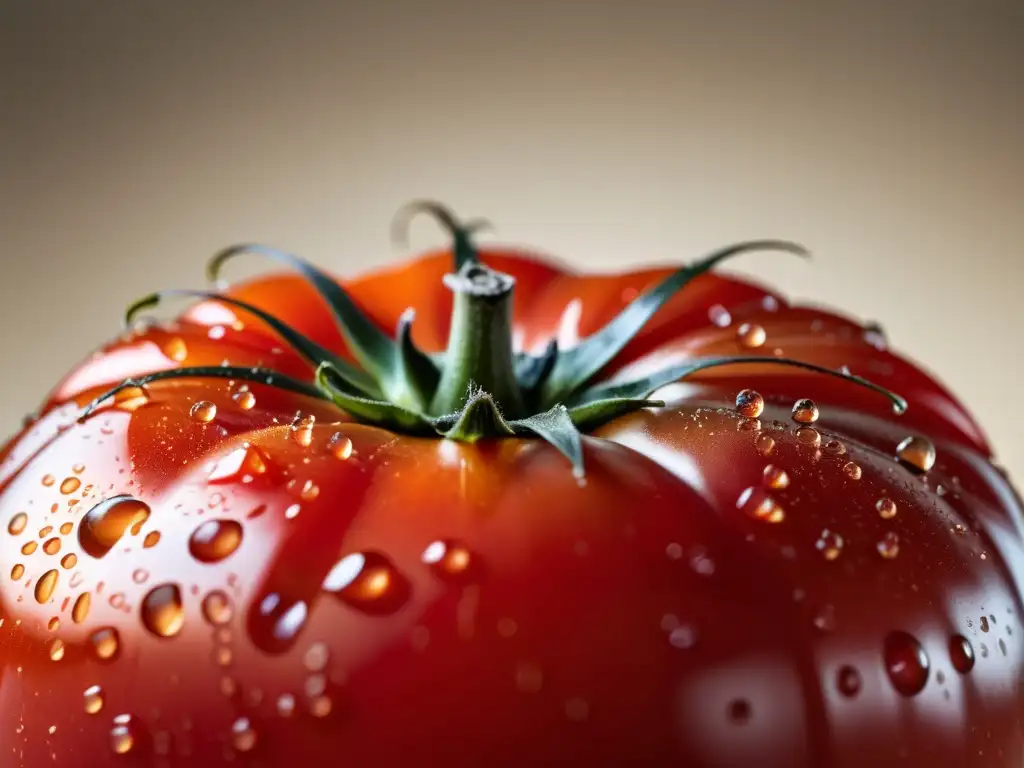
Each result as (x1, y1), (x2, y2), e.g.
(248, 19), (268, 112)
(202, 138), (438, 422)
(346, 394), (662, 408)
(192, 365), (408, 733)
(429, 261), (526, 420)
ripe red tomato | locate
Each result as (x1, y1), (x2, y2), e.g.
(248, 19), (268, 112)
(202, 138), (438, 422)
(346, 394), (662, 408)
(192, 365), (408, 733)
(0, 205), (1021, 767)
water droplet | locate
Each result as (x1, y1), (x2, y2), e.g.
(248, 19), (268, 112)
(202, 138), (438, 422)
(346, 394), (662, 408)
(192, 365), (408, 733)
(421, 540), (478, 582)
(109, 714), (140, 755)
(231, 717), (257, 753)
(132, 569), (149, 584)
(10, 563), (25, 580)
(59, 522), (74, 535)
(163, 336), (188, 363)
(289, 479), (321, 501)
(42, 537), (61, 555)
(79, 496), (151, 558)
(328, 432), (353, 460)
(21, 540), (37, 555)
(727, 699), (752, 724)
(73, 593), (92, 624)
(190, 401), (217, 424)
(60, 477), (81, 495)
(877, 532), (900, 559)
(842, 462), (862, 480)
(251, 593), (309, 652)
(737, 487), (785, 523)
(876, 497), (898, 519)
(814, 604), (837, 632)
(284, 503), (302, 520)
(792, 398), (819, 424)
(291, 413), (315, 447)
(896, 436), (936, 473)
(795, 427), (821, 447)
(49, 638), (65, 661)
(7, 512), (27, 535)
(84, 685), (105, 714)
(35, 569), (58, 603)
(816, 529), (844, 560)
(515, 662), (544, 693)
(232, 386), (256, 411)
(140, 584), (185, 637)
(836, 666), (862, 697)
(736, 323), (767, 349)
(884, 631), (930, 696)
(90, 627), (120, 661)
(755, 434), (775, 456)
(980, 616), (990, 633)
(322, 552), (411, 615)
(143, 531), (161, 548)
(188, 519), (243, 563)
(735, 389), (764, 418)
(823, 439), (846, 456)
(42, 474), (56, 487)
(668, 625), (697, 649)
(708, 304), (732, 328)
(202, 590), (233, 625)
(762, 464), (790, 489)
(277, 694), (296, 718)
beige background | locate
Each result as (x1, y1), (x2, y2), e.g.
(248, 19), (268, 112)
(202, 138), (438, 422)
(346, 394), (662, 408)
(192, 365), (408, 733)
(1, 1), (1021, 480)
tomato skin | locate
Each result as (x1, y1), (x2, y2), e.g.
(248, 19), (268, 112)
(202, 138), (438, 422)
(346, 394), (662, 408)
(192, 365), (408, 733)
(0, 248), (1021, 766)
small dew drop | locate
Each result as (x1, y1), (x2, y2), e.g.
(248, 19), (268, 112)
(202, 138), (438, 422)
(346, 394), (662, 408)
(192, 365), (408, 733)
(755, 434), (775, 456)
(10, 563), (25, 580)
(762, 464), (790, 489)
(837, 666), (862, 697)
(49, 638), (65, 661)
(291, 413), (315, 447)
(421, 540), (477, 582)
(21, 540), (37, 555)
(59, 522), (74, 535)
(708, 304), (732, 328)
(90, 627), (120, 661)
(202, 590), (233, 626)
(328, 432), (354, 460)
(143, 531), (161, 548)
(42, 537), (61, 555)
(232, 386), (256, 411)
(73, 593), (92, 624)
(188, 519), (243, 563)
(980, 616), (990, 633)
(322, 552), (411, 615)
(816, 529), (844, 560)
(42, 475), (56, 487)
(60, 477), (81, 495)
(842, 462), (862, 480)
(109, 714), (139, 755)
(736, 323), (767, 349)
(190, 401), (217, 424)
(884, 631), (930, 696)
(877, 532), (900, 559)
(795, 427), (821, 447)
(792, 398), (819, 424)
(823, 439), (846, 456)
(876, 497), (898, 519)
(84, 685), (105, 714)
(737, 487), (785, 523)
(231, 717), (257, 753)
(277, 694), (296, 718)
(668, 625), (697, 649)
(140, 584), (185, 638)
(735, 389), (764, 418)
(7, 512), (28, 535)
(896, 436), (936, 473)
(35, 569), (59, 603)
(79, 496), (151, 558)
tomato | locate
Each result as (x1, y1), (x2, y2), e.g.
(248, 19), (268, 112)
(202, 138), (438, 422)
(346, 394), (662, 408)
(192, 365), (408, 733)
(0, 203), (1021, 767)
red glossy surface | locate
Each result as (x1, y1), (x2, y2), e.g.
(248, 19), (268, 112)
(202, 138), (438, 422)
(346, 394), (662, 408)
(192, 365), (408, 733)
(0, 246), (1021, 766)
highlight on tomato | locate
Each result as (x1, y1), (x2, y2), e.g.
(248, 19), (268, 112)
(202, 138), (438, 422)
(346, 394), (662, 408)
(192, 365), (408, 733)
(0, 201), (1020, 767)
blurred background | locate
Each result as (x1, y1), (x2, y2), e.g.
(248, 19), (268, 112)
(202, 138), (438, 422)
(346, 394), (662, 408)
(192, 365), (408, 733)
(0, 1), (1021, 478)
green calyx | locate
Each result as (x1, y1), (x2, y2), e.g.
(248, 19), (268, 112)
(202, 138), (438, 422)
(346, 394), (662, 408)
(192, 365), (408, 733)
(84, 201), (908, 477)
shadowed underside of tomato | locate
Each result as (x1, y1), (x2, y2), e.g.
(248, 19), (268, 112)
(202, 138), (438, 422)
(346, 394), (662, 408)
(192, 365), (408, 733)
(0, 202), (1021, 767)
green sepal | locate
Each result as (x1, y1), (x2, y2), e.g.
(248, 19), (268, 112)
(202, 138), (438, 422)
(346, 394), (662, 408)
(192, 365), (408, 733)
(540, 240), (810, 405)
(126, 290), (380, 397)
(514, 339), (559, 405)
(567, 397), (665, 433)
(573, 355), (908, 414)
(509, 404), (586, 478)
(206, 243), (439, 407)
(389, 308), (440, 411)
(79, 365), (328, 421)
(391, 200), (489, 270)
(439, 389), (515, 442)
(315, 362), (434, 434)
